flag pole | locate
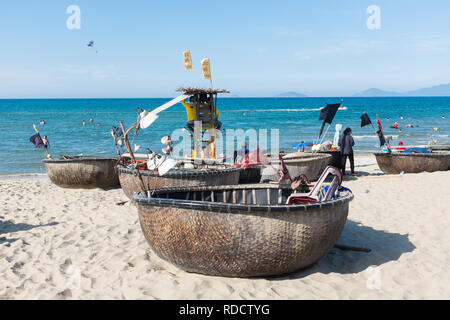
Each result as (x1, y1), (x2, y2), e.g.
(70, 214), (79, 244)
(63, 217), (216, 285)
(318, 123), (331, 145)
(209, 66), (215, 158)
(375, 114), (391, 152)
(316, 120), (326, 144)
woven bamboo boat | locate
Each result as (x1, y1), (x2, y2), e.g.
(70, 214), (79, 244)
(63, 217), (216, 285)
(132, 184), (353, 277)
(118, 164), (241, 199)
(374, 151), (450, 174)
(42, 157), (119, 188)
(269, 152), (332, 181)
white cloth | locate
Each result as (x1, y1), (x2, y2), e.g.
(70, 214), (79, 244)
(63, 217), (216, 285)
(333, 124), (342, 148)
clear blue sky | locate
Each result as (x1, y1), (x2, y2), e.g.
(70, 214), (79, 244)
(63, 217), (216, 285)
(1, 0), (449, 98)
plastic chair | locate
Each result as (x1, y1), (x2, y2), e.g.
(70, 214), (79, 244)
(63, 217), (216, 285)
(286, 166), (343, 204)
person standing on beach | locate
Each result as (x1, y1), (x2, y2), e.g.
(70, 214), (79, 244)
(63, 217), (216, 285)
(338, 127), (356, 176)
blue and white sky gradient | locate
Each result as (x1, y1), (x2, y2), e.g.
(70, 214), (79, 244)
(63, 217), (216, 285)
(1, 0), (449, 98)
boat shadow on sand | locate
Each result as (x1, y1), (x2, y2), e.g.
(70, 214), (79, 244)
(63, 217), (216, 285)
(0, 221), (59, 245)
(99, 184), (121, 191)
(342, 170), (384, 180)
(265, 219), (416, 280)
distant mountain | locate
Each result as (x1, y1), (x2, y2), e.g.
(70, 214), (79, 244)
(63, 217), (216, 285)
(406, 84), (450, 96)
(277, 91), (308, 97)
(353, 88), (402, 97)
(354, 84), (450, 97)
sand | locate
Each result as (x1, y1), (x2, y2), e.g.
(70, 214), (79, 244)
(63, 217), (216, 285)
(1, 154), (450, 300)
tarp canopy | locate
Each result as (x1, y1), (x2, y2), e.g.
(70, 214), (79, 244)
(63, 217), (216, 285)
(402, 147), (431, 154)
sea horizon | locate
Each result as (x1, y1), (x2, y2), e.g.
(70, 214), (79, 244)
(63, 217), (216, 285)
(2, 95), (450, 100)
(1, 96), (448, 174)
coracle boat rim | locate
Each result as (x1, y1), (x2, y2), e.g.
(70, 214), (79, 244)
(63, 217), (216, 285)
(131, 184), (354, 213)
(42, 157), (118, 163)
(270, 153), (331, 164)
(118, 164), (241, 177)
(374, 152), (450, 158)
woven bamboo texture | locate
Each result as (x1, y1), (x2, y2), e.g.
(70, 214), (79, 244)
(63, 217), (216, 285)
(374, 151), (450, 174)
(118, 164), (241, 199)
(43, 157), (119, 189)
(269, 153), (332, 181)
(132, 184), (353, 277)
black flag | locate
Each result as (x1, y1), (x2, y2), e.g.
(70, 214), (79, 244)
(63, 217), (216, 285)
(360, 112), (372, 128)
(318, 103), (340, 138)
(29, 133), (44, 148)
(376, 130), (386, 147)
(319, 103), (340, 124)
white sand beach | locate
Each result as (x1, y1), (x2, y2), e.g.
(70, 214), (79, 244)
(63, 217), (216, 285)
(1, 153), (449, 300)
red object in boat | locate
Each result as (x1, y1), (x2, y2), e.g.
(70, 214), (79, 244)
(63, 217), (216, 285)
(287, 196), (317, 204)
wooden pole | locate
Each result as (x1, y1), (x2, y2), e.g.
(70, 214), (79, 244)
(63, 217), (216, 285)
(193, 93), (200, 159)
(318, 123), (331, 146)
(120, 121), (137, 164)
(208, 65), (215, 158)
(370, 123), (391, 152)
(111, 129), (122, 160)
(210, 92), (216, 158)
(119, 120), (147, 195)
(316, 120), (326, 143)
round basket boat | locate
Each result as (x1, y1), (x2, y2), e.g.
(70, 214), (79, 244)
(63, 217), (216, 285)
(270, 152), (332, 181)
(374, 151), (450, 174)
(118, 164), (241, 199)
(132, 184), (354, 277)
(42, 157), (119, 189)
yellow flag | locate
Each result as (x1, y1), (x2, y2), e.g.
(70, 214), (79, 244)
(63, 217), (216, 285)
(201, 58), (211, 79)
(183, 50), (193, 70)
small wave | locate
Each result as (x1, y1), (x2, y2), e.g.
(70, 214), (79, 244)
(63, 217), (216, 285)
(353, 135), (399, 140)
(231, 107), (347, 112)
(227, 108), (320, 112)
(253, 108), (321, 112)
(353, 135), (378, 139)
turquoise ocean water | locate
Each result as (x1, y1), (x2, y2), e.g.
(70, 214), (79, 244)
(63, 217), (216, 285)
(0, 97), (448, 174)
